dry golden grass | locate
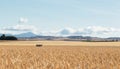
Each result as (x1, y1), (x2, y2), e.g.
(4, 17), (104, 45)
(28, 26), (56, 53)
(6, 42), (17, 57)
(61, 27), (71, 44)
(1, 41), (120, 46)
(0, 41), (120, 69)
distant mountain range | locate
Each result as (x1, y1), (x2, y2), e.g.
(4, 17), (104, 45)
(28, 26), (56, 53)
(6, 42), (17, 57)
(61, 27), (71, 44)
(16, 32), (120, 42)
(15, 32), (38, 37)
(0, 32), (120, 41)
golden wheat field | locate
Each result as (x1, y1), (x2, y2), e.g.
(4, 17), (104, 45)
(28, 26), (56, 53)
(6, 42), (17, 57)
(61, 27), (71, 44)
(0, 41), (120, 69)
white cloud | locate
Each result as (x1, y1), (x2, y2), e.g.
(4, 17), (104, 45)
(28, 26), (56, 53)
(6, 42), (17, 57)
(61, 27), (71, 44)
(48, 26), (120, 37)
(73, 26), (120, 37)
(19, 17), (28, 23)
(1, 24), (39, 35)
(40, 31), (58, 36)
(3, 24), (36, 31)
(40, 28), (76, 36)
(59, 28), (76, 35)
(80, 26), (116, 34)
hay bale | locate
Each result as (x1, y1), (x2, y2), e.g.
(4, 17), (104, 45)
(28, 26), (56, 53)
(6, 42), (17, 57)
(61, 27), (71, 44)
(36, 44), (42, 47)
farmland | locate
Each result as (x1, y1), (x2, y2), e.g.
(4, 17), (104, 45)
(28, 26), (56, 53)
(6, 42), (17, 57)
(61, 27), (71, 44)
(0, 41), (120, 69)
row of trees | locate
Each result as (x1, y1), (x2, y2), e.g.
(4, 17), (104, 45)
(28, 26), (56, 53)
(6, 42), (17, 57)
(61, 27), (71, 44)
(0, 34), (17, 40)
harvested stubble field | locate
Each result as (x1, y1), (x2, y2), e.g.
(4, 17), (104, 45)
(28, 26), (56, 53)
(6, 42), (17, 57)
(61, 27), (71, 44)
(0, 41), (120, 69)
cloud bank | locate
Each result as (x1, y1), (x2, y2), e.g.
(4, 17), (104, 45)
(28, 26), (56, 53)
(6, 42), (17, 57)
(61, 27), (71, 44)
(0, 25), (120, 37)
(1, 24), (38, 35)
(73, 26), (120, 37)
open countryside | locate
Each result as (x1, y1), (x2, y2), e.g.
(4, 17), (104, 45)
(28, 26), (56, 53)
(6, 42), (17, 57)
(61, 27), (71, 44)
(1, 0), (120, 69)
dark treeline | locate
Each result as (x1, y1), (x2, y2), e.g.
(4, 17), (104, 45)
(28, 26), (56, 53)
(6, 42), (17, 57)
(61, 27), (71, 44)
(0, 34), (17, 40)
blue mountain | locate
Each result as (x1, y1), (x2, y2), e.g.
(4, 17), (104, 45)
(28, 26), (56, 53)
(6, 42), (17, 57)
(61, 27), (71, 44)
(15, 32), (37, 37)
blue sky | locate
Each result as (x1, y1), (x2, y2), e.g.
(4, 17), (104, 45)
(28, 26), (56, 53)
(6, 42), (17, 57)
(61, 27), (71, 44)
(0, 0), (120, 37)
